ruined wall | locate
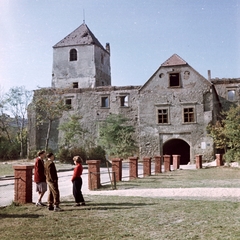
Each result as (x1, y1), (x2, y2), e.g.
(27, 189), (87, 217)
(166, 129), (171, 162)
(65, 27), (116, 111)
(211, 78), (240, 111)
(46, 86), (141, 151)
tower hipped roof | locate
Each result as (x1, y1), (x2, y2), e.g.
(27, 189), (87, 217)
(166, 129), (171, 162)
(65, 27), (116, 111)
(53, 23), (105, 50)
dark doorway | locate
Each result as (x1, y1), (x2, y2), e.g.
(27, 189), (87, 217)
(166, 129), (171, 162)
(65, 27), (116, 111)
(163, 139), (190, 165)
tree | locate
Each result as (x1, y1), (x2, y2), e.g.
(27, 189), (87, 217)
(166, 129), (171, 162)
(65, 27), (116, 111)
(5, 86), (33, 158)
(32, 88), (68, 151)
(98, 114), (137, 159)
(58, 114), (86, 148)
(207, 120), (227, 153)
(222, 105), (240, 162)
(207, 105), (240, 162)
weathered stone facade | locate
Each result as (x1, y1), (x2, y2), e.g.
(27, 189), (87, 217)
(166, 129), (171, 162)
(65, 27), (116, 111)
(28, 23), (240, 164)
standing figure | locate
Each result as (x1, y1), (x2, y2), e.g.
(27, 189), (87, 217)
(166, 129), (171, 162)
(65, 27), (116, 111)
(34, 150), (47, 206)
(72, 156), (86, 206)
(45, 153), (62, 212)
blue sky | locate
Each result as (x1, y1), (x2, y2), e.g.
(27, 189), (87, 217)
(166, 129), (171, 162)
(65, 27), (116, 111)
(0, 0), (239, 92)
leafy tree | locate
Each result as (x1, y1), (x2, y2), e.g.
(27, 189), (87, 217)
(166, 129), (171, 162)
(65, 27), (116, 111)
(222, 105), (240, 162)
(98, 114), (137, 159)
(207, 120), (227, 153)
(5, 86), (32, 158)
(32, 88), (68, 151)
(58, 114), (86, 148)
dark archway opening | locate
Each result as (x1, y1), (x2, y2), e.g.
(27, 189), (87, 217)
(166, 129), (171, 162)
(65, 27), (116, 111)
(163, 139), (190, 165)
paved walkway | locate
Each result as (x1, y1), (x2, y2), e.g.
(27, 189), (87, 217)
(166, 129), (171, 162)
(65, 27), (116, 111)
(1, 162), (238, 206)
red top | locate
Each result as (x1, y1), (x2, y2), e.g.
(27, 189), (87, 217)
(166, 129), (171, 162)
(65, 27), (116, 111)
(71, 164), (83, 181)
(34, 157), (46, 183)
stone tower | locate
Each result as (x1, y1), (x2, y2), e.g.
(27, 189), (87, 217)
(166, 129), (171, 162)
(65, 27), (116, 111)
(51, 23), (111, 89)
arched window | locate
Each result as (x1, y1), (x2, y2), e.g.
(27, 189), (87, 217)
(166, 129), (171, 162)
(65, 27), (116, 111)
(70, 49), (77, 61)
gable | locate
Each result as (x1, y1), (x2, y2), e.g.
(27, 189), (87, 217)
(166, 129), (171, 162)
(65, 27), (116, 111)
(140, 54), (211, 92)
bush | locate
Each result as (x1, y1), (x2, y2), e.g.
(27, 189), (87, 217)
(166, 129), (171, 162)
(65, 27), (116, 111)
(57, 147), (87, 164)
(0, 137), (20, 160)
(224, 149), (240, 163)
(87, 146), (107, 165)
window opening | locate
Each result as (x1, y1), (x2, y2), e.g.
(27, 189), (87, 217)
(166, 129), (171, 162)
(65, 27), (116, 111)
(73, 82), (78, 88)
(169, 73), (180, 87)
(101, 96), (109, 108)
(158, 109), (168, 123)
(65, 99), (72, 109)
(120, 95), (129, 107)
(70, 49), (77, 61)
(183, 108), (194, 123)
(227, 90), (236, 101)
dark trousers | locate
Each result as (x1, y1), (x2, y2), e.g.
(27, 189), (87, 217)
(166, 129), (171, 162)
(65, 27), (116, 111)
(72, 177), (85, 203)
(47, 181), (60, 206)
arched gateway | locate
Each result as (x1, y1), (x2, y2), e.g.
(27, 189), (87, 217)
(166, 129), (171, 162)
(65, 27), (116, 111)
(163, 139), (190, 165)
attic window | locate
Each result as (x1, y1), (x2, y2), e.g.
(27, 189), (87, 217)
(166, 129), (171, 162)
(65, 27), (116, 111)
(70, 49), (77, 61)
(169, 73), (180, 87)
(73, 82), (78, 88)
(82, 32), (88, 37)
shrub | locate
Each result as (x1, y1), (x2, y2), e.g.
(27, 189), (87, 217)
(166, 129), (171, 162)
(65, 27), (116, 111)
(87, 146), (107, 165)
(58, 147), (87, 164)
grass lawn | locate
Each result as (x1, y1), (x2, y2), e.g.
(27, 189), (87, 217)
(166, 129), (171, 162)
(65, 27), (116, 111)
(1, 166), (240, 239)
(1, 195), (240, 240)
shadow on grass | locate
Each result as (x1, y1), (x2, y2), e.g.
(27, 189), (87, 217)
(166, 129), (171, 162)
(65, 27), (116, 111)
(60, 200), (155, 211)
(0, 213), (41, 218)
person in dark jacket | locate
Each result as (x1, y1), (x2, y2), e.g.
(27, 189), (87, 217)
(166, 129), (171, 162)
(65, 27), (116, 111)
(45, 153), (62, 211)
(72, 156), (86, 206)
(34, 150), (47, 206)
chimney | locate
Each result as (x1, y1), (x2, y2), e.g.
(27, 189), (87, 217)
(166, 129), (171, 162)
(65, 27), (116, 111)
(208, 70), (211, 81)
(106, 43), (110, 54)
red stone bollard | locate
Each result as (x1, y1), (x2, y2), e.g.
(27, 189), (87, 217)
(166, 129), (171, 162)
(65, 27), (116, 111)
(86, 160), (101, 190)
(129, 157), (138, 180)
(13, 165), (34, 204)
(112, 158), (123, 182)
(195, 155), (202, 169)
(164, 155), (171, 172)
(172, 155), (180, 170)
(143, 157), (151, 177)
(154, 156), (162, 174)
(216, 154), (223, 166)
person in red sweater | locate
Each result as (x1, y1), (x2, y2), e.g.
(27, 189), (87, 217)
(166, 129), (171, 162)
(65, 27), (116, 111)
(34, 150), (47, 206)
(71, 156), (86, 206)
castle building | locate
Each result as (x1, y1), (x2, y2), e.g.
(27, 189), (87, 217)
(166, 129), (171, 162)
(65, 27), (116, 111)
(28, 23), (240, 164)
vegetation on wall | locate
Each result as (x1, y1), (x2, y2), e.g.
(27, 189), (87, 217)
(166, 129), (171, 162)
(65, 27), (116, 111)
(58, 114), (86, 149)
(207, 105), (240, 162)
(98, 114), (137, 159)
(32, 88), (68, 151)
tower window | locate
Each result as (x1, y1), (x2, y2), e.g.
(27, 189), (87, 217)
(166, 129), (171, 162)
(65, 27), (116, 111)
(169, 73), (180, 87)
(70, 49), (77, 61)
(73, 82), (78, 88)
